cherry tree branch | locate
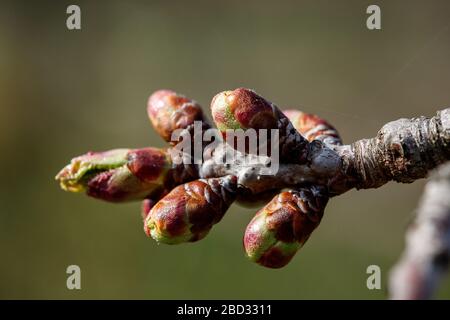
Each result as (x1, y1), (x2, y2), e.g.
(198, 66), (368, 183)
(55, 88), (450, 271)
(347, 109), (450, 189)
(389, 161), (450, 300)
(200, 108), (450, 196)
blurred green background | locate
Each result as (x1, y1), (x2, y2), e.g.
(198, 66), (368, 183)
(1, 0), (450, 299)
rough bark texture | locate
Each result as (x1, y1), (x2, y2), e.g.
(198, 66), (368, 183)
(389, 161), (450, 300)
(349, 109), (450, 190)
(199, 108), (450, 196)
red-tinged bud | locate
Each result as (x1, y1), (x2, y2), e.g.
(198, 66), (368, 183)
(56, 147), (172, 202)
(55, 149), (129, 193)
(211, 88), (309, 163)
(144, 176), (237, 244)
(147, 89), (206, 143)
(127, 147), (170, 183)
(211, 88), (278, 132)
(86, 165), (162, 202)
(243, 185), (328, 268)
(141, 198), (156, 221)
(283, 109), (342, 145)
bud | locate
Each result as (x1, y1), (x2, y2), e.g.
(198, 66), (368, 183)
(126, 147), (170, 183)
(211, 88), (278, 132)
(211, 88), (308, 162)
(147, 89), (206, 143)
(141, 198), (156, 220)
(283, 109), (342, 145)
(243, 186), (328, 268)
(55, 149), (129, 193)
(144, 176), (237, 244)
(56, 147), (172, 202)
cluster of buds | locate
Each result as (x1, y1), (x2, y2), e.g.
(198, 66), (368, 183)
(56, 88), (342, 268)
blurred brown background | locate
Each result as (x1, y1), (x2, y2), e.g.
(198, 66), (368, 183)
(1, 0), (449, 299)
